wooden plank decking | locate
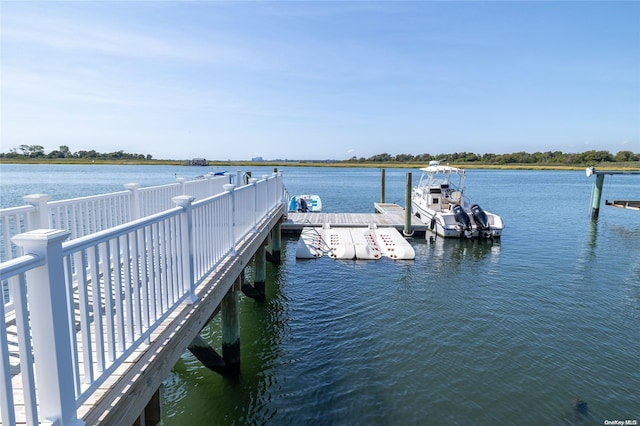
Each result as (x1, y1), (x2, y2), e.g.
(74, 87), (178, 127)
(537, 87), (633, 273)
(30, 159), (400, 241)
(282, 203), (428, 235)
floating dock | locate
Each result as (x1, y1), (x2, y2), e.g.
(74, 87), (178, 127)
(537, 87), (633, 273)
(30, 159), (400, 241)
(282, 203), (428, 235)
(285, 203), (422, 260)
(295, 224), (416, 260)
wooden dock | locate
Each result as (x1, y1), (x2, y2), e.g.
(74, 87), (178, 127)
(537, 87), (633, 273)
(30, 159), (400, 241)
(606, 200), (640, 211)
(282, 203), (428, 235)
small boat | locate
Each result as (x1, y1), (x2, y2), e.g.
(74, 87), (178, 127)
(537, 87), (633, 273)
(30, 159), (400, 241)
(288, 194), (322, 213)
(411, 161), (504, 239)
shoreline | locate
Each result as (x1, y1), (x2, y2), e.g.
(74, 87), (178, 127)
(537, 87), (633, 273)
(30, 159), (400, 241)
(1, 158), (638, 171)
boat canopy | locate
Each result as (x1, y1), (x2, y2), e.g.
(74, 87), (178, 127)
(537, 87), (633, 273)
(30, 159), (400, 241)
(417, 161), (466, 193)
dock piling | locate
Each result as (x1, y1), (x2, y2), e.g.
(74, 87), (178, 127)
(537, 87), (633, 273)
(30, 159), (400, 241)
(254, 242), (266, 300)
(267, 221), (282, 264)
(587, 166), (640, 219)
(590, 171), (605, 219)
(380, 168), (386, 204)
(221, 278), (241, 373)
(403, 172), (413, 237)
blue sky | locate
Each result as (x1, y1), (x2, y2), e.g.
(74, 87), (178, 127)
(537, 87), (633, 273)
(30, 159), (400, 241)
(1, 1), (639, 161)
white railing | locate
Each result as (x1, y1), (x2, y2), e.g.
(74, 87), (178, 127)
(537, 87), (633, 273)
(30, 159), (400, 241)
(1, 173), (233, 309)
(0, 171), (284, 426)
(0, 173), (232, 263)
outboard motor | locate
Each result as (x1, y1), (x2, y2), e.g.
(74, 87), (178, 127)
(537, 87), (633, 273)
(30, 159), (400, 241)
(452, 205), (472, 238)
(471, 204), (492, 240)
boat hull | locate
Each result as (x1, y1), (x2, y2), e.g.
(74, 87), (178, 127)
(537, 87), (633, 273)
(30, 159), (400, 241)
(412, 200), (503, 239)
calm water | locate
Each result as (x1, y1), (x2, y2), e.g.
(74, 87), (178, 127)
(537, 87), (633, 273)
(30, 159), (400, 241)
(1, 164), (639, 424)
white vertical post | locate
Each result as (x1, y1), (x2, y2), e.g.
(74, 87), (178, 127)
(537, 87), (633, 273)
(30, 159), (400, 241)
(23, 194), (51, 229)
(11, 229), (84, 426)
(172, 196), (197, 304)
(125, 183), (141, 220)
(223, 184), (236, 255)
(235, 171), (243, 187)
(249, 178), (258, 230)
(262, 175), (270, 211)
(205, 172), (215, 197)
(176, 177), (186, 195)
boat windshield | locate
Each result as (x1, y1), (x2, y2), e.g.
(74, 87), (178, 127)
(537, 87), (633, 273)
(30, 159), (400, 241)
(418, 166), (466, 193)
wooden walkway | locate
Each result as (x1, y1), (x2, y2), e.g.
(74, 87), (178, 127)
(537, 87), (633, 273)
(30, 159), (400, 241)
(2, 208), (283, 425)
(282, 203), (428, 235)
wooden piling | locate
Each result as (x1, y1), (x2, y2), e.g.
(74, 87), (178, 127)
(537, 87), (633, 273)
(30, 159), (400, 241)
(587, 167), (640, 219)
(590, 172), (605, 219)
(254, 242), (266, 299)
(380, 168), (386, 204)
(221, 278), (241, 372)
(404, 172), (413, 236)
(267, 222), (282, 264)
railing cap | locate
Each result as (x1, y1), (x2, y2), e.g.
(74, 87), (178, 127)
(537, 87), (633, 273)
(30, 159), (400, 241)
(23, 194), (51, 204)
(12, 229), (71, 251)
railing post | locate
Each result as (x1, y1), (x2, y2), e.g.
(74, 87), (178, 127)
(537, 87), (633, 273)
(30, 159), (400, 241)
(249, 178), (258, 230)
(176, 177), (186, 195)
(223, 184), (236, 255)
(22, 194), (51, 229)
(172, 196), (197, 304)
(11, 229), (84, 426)
(205, 172), (215, 197)
(262, 175), (270, 211)
(124, 183), (141, 220)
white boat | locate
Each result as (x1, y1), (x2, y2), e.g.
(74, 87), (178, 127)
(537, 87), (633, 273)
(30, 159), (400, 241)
(411, 161), (504, 239)
(288, 194), (322, 212)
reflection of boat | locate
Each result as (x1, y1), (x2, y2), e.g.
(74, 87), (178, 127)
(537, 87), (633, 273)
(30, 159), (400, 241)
(411, 161), (504, 239)
(288, 194), (322, 212)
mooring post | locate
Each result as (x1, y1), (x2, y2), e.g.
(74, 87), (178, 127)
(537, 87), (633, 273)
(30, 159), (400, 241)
(221, 277), (241, 373)
(591, 172), (605, 220)
(404, 172), (413, 236)
(380, 168), (386, 204)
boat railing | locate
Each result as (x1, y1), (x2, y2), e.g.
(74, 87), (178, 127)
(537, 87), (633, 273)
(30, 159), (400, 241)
(0, 171), (285, 425)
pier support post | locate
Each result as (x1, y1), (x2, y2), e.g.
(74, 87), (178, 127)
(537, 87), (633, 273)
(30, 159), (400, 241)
(591, 172), (605, 220)
(242, 240), (267, 300)
(221, 277), (241, 373)
(380, 168), (386, 204)
(254, 242), (266, 298)
(403, 172), (413, 237)
(267, 222), (282, 264)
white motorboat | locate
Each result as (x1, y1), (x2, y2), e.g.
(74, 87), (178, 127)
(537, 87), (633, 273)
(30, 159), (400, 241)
(288, 194), (322, 212)
(411, 161), (504, 239)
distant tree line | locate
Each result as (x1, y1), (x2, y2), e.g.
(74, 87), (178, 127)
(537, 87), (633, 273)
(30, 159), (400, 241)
(346, 150), (639, 165)
(0, 145), (153, 161)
